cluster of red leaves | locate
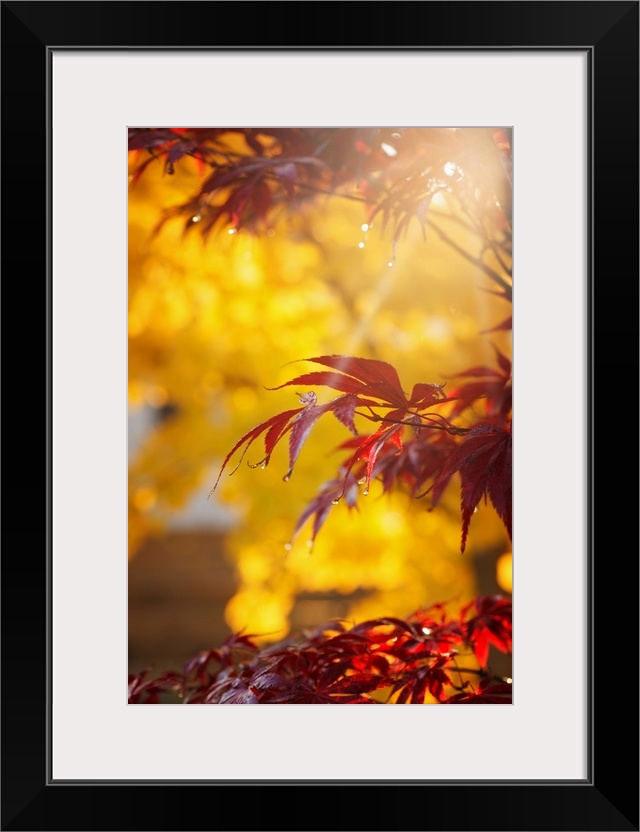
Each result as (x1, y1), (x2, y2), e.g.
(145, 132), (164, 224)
(128, 595), (512, 705)
(210, 353), (512, 553)
(130, 127), (512, 553)
(128, 128), (514, 706)
(128, 127), (512, 251)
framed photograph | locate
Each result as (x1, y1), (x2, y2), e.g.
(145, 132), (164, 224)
(3, 2), (637, 830)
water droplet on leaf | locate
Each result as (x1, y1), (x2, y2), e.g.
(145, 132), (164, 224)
(298, 391), (317, 406)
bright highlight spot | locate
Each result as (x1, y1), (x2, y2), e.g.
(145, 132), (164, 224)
(497, 552), (512, 593)
(425, 316), (452, 342)
(380, 143), (398, 157)
(444, 162), (464, 181)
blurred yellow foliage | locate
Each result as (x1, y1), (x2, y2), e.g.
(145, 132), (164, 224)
(128, 153), (511, 642)
(497, 552), (513, 594)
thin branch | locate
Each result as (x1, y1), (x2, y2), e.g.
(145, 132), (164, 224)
(428, 207), (483, 237)
(294, 181), (375, 204)
(426, 217), (512, 296)
(486, 238), (512, 278)
(360, 413), (470, 434)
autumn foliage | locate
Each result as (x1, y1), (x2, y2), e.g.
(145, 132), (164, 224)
(129, 595), (512, 704)
(128, 126), (512, 704)
(210, 352), (512, 554)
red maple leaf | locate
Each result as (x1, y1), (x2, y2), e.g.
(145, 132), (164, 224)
(445, 677), (512, 703)
(127, 669), (184, 704)
(269, 354), (411, 408)
(461, 595), (512, 667)
(393, 656), (453, 703)
(287, 470), (360, 550)
(442, 345), (512, 419)
(211, 356), (450, 496)
(427, 422), (512, 552)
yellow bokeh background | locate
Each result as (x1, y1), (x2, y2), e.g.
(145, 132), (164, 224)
(128, 150), (512, 645)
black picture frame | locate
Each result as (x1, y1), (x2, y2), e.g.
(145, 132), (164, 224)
(2, 2), (638, 830)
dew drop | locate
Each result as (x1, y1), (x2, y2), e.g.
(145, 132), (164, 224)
(283, 473), (291, 483)
(387, 261), (394, 268)
(331, 498), (340, 505)
(284, 542), (292, 552)
(306, 539), (314, 549)
(298, 391), (317, 406)
(260, 464), (266, 470)
(362, 489), (369, 496)
(358, 241), (365, 249)
(228, 227), (237, 235)
(361, 223), (369, 232)
(191, 214), (202, 223)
